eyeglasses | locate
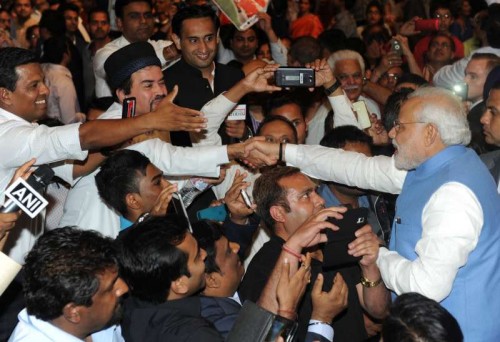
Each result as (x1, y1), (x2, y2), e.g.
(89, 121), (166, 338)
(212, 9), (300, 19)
(382, 73), (400, 81)
(434, 13), (451, 19)
(393, 120), (427, 132)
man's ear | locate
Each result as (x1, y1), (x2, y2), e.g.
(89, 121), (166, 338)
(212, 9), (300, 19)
(62, 303), (81, 324)
(270, 205), (286, 224)
(425, 123), (439, 146)
(170, 275), (189, 296)
(116, 88), (126, 104)
(116, 17), (123, 31)
(171, 33), (181, 51)
(125, 193), (141, 211)
(0, 87), (12, 106)
(205, 272), (221, 289)
(216, 28), (220, 45)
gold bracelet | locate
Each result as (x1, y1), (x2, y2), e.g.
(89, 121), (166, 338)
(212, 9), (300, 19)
(360, 275), (383, 288)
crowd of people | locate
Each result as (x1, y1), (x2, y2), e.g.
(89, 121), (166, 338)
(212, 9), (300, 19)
(0, 0), (499, 341)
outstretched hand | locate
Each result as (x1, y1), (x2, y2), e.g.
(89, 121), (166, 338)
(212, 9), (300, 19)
(153, 85), (207, 132)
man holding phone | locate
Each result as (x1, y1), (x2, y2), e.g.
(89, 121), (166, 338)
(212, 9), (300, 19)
(239, 166), (390, 342)
(412, 2), (464, 69)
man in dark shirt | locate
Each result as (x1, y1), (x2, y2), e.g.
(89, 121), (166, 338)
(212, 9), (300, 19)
(164, 4), (248, 147)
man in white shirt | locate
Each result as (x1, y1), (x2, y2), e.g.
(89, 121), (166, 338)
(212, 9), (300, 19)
(0, 45), (205, 340)
(61, 41), (280, 235)
(245, 74), (500, 340)
(93, 0), (179, 97)
(9, 227), (129, 342)
(307, 50), (381, 145)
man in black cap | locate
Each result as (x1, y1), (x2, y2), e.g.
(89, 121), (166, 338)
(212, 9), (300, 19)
(60, 41), (281, 236)
(94, 0), (179, 97)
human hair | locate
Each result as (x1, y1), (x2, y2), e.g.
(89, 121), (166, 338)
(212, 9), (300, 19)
(289, 36), (321, 65)
(408, 87), (471, 146)
(395, 73), (429, 88)
(328, 49), (365, 74)
(257, 115), (298, 144)
(264, 91), (305, 118)
(95, 150), (150, 217)
(25, 24), (39, 43)
(382, 293), (463, 342)
(171, 4), (219, 37)
(23, 227), (117, 321)
(115, 215), (190, 304)
(362, 24), (390, 45)
(39, 9), (66, 37)
(384, 88), (413, 131)
(486, 4), (500, 48)
(191, 220), (224, 274)
(469, 53), (500, 74)
(40, 36), (70, 64)
(58, 2), (80, 15)
(114, 0), (152, 19)
(365, 0), (384, 20)
(0, 47), (37, 91)
(318, 29), (346, 55)
(428, 33), (456, 52)
(484, 66), (500, 100)
(253, 166), (301, 231)
(88, 7), (110, 23)
(430, 0), (451, 15)
(320, 125), (373, 149)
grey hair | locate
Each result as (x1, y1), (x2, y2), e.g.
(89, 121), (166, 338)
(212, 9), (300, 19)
(408, 87), (471, 146)
(327, 49), (365, 74)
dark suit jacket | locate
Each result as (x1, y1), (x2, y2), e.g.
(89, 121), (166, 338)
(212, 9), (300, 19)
(481, 149), (500, 186)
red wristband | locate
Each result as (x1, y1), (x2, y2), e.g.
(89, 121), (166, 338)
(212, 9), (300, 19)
(282, 244), (301, 259)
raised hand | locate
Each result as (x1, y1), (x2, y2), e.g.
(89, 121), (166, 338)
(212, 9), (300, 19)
(224, 169), (254, 224)
(151, 85), (207, 132)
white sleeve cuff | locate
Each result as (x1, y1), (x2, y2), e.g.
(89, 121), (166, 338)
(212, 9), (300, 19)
(308, 320), (334, 341)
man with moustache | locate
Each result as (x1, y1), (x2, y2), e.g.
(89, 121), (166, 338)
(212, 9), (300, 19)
(60, 41), (280, 235)
(8, 227), (129, 341)
(245, 62), (500, 340)
(87, 8), (111, 58)
(327, 50), (381, 129)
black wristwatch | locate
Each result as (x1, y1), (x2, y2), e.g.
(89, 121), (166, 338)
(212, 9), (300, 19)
(324, 80), (341, 96)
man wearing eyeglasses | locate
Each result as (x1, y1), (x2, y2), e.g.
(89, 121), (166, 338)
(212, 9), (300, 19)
(244, 59), (500, 341)
(412, 3), (464, 70)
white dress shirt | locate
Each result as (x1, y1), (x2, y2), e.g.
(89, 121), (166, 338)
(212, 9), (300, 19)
(0, 108), (87, 263)
(60, 93), (237, 236)
(9, 308), (124, 342)
(285, 144), (483, 301)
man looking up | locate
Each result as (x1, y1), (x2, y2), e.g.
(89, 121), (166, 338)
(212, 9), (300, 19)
(93, 0), (179, 97)
(9, 227), (129, 341)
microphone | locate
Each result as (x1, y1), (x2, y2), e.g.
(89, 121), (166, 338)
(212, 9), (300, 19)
(1, 165), (54, 213)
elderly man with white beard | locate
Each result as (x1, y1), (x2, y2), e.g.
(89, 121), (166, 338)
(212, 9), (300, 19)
(244, 69), (500, 341)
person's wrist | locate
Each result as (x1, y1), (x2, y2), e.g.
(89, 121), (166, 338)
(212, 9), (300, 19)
(227, 143), (244, 160)
(311, 311), (334, 323)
